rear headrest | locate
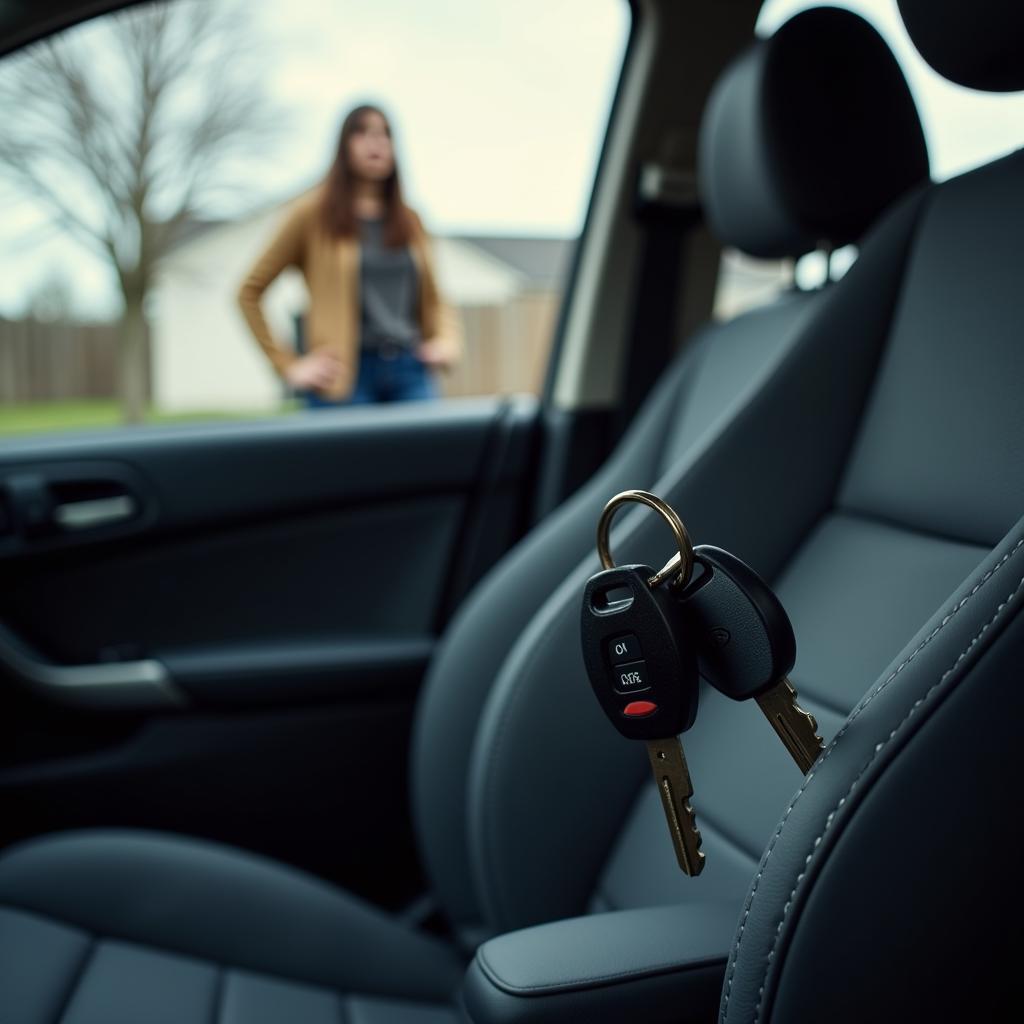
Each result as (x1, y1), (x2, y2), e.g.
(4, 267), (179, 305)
(698, 7), (929, 260)
(897, 0), (1024, 92)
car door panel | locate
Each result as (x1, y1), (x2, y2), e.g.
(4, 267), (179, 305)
(1, 699), (423, 908)
(0, 394), (539, 900)
(7, 497), (460, 668)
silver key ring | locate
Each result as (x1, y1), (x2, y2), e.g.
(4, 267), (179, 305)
(596, 490), (695, 590)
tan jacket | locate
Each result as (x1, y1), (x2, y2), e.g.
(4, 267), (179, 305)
(237, 187), (461, 400)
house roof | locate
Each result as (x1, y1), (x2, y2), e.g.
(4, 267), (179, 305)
(170, 213), (574, 293)
(453, 236), (574, 290)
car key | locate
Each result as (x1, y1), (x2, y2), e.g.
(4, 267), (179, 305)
(581, 564), (705, 875)
(677, 545), (824, 774)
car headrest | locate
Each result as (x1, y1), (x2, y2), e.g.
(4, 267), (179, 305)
(697, 6), (929, 260)
(897, 0), (1024, 92)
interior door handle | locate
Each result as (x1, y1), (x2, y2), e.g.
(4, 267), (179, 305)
(53, 493), (137, 531)
(0, 463), (151, 546)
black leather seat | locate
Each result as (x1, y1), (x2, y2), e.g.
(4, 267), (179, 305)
(716, 2), (1024, 1020)
(12, 5), (1014, 1021)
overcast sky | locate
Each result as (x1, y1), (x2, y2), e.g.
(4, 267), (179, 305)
(248, 0), (629, 233)
(1, 0), (1022, 319)
(0, 0), (627, 317)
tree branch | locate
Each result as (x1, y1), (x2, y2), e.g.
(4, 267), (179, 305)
(0, 0), (282, 293)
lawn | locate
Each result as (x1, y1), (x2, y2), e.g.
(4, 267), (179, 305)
(0, 399), (297, 437)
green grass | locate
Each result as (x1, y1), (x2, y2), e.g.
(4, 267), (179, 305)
(0, 399), (298, 437)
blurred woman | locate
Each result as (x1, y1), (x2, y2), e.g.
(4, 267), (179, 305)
(238, 104), (461, 405)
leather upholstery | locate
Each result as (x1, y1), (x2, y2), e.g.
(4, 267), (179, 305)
(731, 11), (1024, 1012)
(415, 288), (821, 935)
(0, 831), (463, 1024)
(720, 519), (1024, 1023)
(460, 146), (1024, 1017)
(697, 8), (929, 259)
(898, 0), (1024, 92)
(838, 152), (1024, 545)
(463, 905), (737, 1024)
(457, 141), (1024, 1018)
(467, 187), (931, 932)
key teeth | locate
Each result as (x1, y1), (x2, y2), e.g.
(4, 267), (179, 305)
(682, 804), (706, 876)
(756, 679), (827, 775)
(689, 847), (707, 876)
(683, 806), (702, 844)
(798, 705), (823, 748)
(800, 706), (824, 750)
(646, 740), (706, 876)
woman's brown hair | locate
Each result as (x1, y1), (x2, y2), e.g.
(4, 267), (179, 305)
(321, 105), (415, 247)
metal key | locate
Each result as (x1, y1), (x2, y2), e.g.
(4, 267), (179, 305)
(677, 545), (824, 774)
(581, 564), (706, 875)
(645, 736), (704, 877)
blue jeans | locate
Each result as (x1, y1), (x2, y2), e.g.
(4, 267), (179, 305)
(303, 349), (437, 408)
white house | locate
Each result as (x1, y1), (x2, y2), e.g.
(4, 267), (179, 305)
(151, 200), (536, 414)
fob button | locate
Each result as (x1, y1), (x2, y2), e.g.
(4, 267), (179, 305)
(608, 633), (642, 665)
(623, 700), (658, 717)
(612, 659), (650, 693)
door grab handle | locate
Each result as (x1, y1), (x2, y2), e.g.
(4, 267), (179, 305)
(0, 624), (186, 711)
(0, 463), (151, 546)
(53, 494), (137, 531)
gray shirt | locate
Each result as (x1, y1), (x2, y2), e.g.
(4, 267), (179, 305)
(359, 217), (420, 350)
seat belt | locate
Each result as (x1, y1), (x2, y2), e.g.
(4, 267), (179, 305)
(615, 163), (702, 438)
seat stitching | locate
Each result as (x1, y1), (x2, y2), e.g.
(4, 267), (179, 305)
(720, 535), (1024, 1022)
(751, 565), (1024, 1022)
(51, 934), (96, 1024)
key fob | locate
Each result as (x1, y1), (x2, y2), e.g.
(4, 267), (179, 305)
(581, 565), (699, 741)
(676, 545), (796, 701)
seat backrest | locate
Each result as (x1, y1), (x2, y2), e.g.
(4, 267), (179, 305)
(721, 2), (1024, 1019)
(412, 7), (930, 938)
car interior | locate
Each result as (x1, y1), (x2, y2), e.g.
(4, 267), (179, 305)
(0, 0), (1022, 1021)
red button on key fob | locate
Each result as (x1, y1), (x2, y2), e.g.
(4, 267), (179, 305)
(623, 700), (658, 717)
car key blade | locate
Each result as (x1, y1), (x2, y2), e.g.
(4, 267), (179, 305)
(755, 677), (823, 774)
(646, 737), (705, 876)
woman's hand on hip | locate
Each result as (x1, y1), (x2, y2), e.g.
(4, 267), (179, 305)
(285, 351), (342, 392)
(417, 337), (457, 369)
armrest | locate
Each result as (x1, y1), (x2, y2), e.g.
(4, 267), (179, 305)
(461, 903), (736, 1024)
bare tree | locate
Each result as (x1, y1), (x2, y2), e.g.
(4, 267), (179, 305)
(0, 0), (279, 422)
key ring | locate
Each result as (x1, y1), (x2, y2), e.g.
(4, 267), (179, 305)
(596, 490), (695, 590)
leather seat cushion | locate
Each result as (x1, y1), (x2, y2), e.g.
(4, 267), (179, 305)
(0, 830), (464, 1024)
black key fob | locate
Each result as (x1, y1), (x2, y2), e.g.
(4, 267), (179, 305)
(581, 565), (699, 741)
(677, 545), (796, 701)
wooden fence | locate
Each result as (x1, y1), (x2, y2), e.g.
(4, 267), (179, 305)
(0, 292), (559, 406)
(0, 318), (140, 403)
(442, 292), (559, 398)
